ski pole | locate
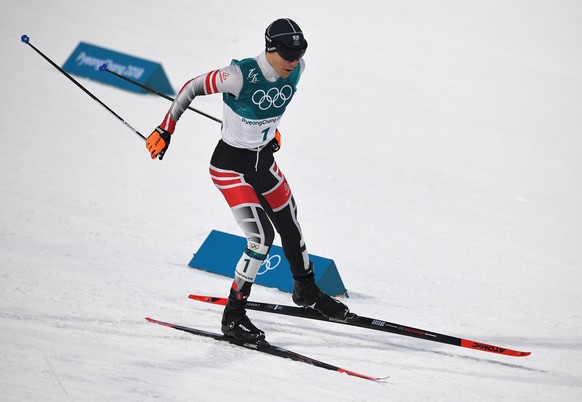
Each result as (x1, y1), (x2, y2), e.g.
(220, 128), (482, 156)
(20, 35), (146, 141)
(98, 63), (222, 124)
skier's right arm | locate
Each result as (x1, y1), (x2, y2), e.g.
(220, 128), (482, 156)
(146, 65), (243, 160)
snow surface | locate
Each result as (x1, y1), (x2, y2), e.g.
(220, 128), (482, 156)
(2, 0), (582, 400)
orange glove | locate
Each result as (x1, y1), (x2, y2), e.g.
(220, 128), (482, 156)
(146, 127), (171, 160)
(271, 129), (282, 152)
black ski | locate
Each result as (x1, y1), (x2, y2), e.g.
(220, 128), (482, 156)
(146, 317), (384, 381)
(189, 294), (531, 358)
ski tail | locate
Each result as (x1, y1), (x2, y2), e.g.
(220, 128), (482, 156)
(146, 317), (174, 327)
(189, 294), (227, 306)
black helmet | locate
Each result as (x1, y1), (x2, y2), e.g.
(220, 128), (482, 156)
(265, 18), (308, 61)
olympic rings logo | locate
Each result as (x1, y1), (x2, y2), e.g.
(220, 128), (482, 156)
(252, 85), (293, 110)
(257, 254), (281, 275)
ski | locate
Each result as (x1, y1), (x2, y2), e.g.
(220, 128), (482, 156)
(145, 317), (385, 382)
(189, 294), (531, 358)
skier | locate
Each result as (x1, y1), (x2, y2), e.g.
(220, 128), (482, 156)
(146, 18), (349, 342)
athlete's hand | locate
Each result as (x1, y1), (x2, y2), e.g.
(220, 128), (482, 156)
(146, 127), (171, 160)
(271, 129), (282, 152)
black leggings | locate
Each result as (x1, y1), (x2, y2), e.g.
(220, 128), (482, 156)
(209, 140), (310, 276)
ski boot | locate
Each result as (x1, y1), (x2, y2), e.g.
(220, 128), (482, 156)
(221, 297), (265, 343)
(292, 267), (350, 320)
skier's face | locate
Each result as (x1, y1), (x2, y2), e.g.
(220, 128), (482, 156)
(266, 51), (300, 78)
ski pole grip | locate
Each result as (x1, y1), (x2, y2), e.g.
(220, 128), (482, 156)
(21, 35), (30, 43)
(99, 63), (108, 72)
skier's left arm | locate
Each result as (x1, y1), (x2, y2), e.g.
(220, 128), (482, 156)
(270, 59), (305, 153)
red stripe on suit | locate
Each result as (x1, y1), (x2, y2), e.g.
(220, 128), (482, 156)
(210, 167), (260, 208)
(262, 176), (292, 211)
(205, 70), (219, 94)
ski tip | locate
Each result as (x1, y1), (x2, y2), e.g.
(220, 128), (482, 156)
(337, 368), (387, 382)
(21, 35), (29, 43)
(99, 63), (108, 72)
(461, 339), (531, 357)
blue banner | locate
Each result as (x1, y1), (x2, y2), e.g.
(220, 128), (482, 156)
(189, 230), (348, 297)
(62, 42), (174, 95)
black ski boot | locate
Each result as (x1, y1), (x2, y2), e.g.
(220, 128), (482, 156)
(221, 298), (266, 343)
(292, 269), (350, 320)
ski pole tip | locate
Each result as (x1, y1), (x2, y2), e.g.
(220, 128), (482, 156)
(21, 35), (30, 43)
(99, 63), (108, 72)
